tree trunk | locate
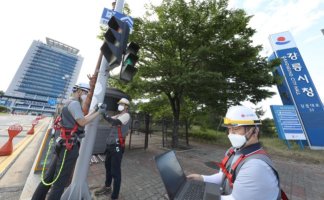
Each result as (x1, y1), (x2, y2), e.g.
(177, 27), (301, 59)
(167, 94), (181, 148)
(172, 115), (179, 148)
(185, 118), (189, 146)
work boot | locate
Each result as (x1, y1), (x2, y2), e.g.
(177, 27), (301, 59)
(94, 186), (111, 195)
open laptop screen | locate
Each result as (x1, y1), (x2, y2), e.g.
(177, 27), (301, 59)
(155, 150), (187, 199)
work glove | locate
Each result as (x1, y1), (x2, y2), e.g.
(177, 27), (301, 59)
(103, 112), (110, 120)
(94, 103), (107, 114)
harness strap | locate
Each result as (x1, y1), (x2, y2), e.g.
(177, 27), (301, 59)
(281, 189), (289, 200)
(53, 114), (79, 151)
(117, 126), (125, 148)
(217, 148), (235, 187)
(53, 116), (62, 130)
(60, 123), (78, 151)
(219, 149), (266, 188)
(231, 150), (289, 200)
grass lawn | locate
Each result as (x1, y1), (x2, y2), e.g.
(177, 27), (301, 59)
(188, 126), (324, 164)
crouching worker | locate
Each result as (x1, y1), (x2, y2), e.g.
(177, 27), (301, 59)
(187, 105), (288, 200)
(94, 98), (131, 200)
(31, 83), (107, 200)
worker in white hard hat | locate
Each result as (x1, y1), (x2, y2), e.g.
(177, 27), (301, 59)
(95, 98), (131, 200)
(32, 82), (106, 200)
(73, 82), (90, 106)
(187, 105), (288, 200)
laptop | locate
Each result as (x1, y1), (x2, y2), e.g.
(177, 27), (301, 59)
(154, 150), (220, 200)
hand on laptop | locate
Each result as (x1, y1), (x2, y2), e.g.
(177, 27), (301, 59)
(187, 174), (204, 181)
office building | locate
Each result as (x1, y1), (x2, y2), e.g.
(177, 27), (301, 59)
(2, 38), (83, 115)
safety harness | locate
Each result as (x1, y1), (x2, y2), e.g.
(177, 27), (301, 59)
(218, 148), (267, 188)
(117, 125), (125, 148)
(53, 116), (78, 151)
(41, 101), (80, 186)
(217, 143), (288, 200)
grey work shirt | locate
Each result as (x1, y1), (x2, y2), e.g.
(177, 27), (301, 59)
(60, 98), (85, 136)
(67, 100), (84, 121)
(106, 112), (131, 145)
(203, 152), (279, 200)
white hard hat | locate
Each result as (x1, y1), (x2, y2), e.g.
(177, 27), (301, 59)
(73, 82), (90, 92)
(118, 98), (130, 105)
(223, 105), (261, 127)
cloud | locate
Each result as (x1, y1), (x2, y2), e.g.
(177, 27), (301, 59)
(303, 34), (322, 45)
(241, 0), (324, 53)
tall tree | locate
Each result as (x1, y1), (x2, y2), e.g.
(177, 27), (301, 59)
(115, 0), (279, 147)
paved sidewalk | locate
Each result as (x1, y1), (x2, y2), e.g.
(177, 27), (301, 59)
(88, 133), (324, 200)
(1, 114), (324, 200)
(0, 115), (51, 200)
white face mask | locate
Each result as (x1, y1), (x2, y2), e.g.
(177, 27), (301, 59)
(80, 94), (87, 103)
(228, 133), (247, 148)
(118, 105), (125, 111)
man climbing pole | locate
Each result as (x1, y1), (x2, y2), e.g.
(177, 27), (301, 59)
(31, 83), (106, 200)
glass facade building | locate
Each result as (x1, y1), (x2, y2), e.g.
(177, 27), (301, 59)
(4, 38), (83, 115)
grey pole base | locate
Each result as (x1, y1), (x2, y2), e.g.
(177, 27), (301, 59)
(60, 181), (91, 200)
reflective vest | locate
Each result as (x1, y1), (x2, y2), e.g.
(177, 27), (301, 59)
(217, 143), (288, 200)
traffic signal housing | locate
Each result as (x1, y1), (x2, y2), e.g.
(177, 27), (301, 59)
(120, 42), (140, 82)
(101, 16), (130, 69)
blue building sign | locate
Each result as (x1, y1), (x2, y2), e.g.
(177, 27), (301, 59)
(269, 31), (324, 149)
(47, 98), (57, 106)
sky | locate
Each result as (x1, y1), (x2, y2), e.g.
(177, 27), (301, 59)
(0, 0), (323, 118)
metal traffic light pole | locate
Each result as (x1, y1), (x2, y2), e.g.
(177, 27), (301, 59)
(61, 0), (125, 199)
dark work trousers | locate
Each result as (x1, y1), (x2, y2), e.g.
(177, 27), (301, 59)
(105, 144), (124, 199)
(31, 142), (79, 200)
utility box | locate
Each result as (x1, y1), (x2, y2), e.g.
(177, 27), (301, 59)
(93, 88), (130, 154)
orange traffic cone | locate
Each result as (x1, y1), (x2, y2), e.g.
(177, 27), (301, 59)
(27, 120), (38, 135)
(0, 124), (23, 156)
(27, 125), (35, 135)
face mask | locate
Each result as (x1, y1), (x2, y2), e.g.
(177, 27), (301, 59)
(80, 94), (87, 103)
(228, 133), (247, 148)
(118, 105), (125, 111)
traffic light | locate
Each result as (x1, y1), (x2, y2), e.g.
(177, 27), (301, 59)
(120, 42), (140, 82)
(101, 16), (130, 69)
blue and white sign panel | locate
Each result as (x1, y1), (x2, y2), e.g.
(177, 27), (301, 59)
(48, 99), (57, 106)
(270, 105), (306, 140)
(100, 8), (134, 31)
(269, 31), (324, 149)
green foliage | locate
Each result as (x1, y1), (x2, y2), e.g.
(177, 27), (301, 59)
(0, 105), (9, 113)
(261, 137), (324, 164)
(99, 0), (281, 147)
(0, 90), (4, 96)
(136, 94), (173, 120)
(189, 125), (230, 145)
(260, 118), (278, 137)
(129, 0), (277, 111)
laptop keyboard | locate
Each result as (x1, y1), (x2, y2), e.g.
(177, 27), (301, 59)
(182, 181), (204, 200)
